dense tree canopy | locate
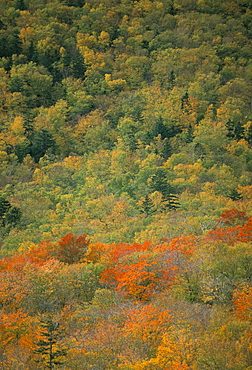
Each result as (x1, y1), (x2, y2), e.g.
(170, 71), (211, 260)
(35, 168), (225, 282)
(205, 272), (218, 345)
(0, 0), (252, 368)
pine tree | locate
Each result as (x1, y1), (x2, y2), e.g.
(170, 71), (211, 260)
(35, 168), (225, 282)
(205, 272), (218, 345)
(140, 195), (155, 216)
(0, 197), (11, 226)
(149, 169), (180, 211)
(229, 188), (243, 201)
(5, 206), (22, 227)
(34, 319), (67, 370)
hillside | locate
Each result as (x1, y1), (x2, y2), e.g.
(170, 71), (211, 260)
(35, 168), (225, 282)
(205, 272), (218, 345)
(0, 0), (252, 368)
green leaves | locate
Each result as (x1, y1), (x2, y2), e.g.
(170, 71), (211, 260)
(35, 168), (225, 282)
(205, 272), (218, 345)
(0, 196), (21, 231)
(149, 169), (180, 211)
(9, 62), (53, 108)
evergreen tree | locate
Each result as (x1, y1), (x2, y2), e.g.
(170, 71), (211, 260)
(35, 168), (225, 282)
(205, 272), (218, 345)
(229, 188), (243, 201)
(149, 169), (180, 211)
(0, 197), (11, 225)
(5, 206), (22, 227)
(140, 195), (155, 216)
(29, 129), (57, 163)
(35, 319), (67, 370)
(14, 0), (27, 10)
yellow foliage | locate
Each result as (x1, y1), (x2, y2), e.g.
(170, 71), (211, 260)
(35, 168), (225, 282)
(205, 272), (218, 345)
(75, 110), (104, 138)
(33, 168), (47, 183)
(105, 74), (127, 91)
(63, 155), (82, 170)
(18, 241), (37, 253)
(0, 150), (9, 163)
(51, 226), (72, 237)
(19, 26), (33, 43)
(98, 31), (110, 45)
(133, 331), (192, 370)
(240, 184), (252, 197)
(173, 162), (203, 178)
(10, 116), (25, 136)
(76, 32), (97, 50)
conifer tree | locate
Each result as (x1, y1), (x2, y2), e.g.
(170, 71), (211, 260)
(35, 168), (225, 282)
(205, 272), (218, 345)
(34, 319), (67, 370)
(0, 197), (11, 226)
(149, 169), (180, 211)
(140, 194), (155, 216)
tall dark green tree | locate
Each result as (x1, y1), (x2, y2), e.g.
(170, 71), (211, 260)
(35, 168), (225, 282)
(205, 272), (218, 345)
(5, 206), (22, 227)
(0, 197), (22, 232)
(35, 319), (67, 370)
(14, 128), (57, 163)
(0, 197), (11, 227)
(140, 194), (155, 216)
(149, 169), (179, 211)
(28, 129), (57, 163)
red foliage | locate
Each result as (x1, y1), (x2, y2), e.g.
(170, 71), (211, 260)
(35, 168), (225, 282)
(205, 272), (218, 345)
(100, 240), (184, 301)
(57, 232), (90, 264)
(219, 208), (248, 226)
(159, 235), (196, 256)
(108, 241), (152, 263)
(206, 217), (252, 244)
(233, 285), (252, 321)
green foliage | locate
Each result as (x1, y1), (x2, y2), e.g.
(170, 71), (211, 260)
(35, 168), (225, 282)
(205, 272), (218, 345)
(149, 168), (180, 210)
(0, 2), (252, 367)
(9, 62), (54, 108)
(14, 127), (57, 162)
(0, 196), (22, 235)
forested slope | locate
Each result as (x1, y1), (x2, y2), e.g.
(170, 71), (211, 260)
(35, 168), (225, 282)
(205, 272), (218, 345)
(0, 0), (252, 368)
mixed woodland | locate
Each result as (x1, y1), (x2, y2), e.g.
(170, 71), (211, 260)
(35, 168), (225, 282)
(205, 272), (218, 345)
(0, 0), (252, 368)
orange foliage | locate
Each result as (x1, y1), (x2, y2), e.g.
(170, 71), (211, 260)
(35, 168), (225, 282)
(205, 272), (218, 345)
(233, 285), (252, 321)
(57, 232), (90, 264)
(100, 251), (173, 301)
(218, 208), (248, 226)
(101, 238), (195, 300)
(25, 239), (57, 264)
(0, 233), (91, 269)
(0, 310), (39, 360)
(108, 241), (152, 263)
(164, 362), (190, 370)
(123, 303), (171, 345)
(84, 242), (111, 264)
(100, 255), (160, 301)
(116, 256), (159, 301)
(206, 217), (252, 244)
(158, 235), (196, 256)
(0, 240), (56, 272)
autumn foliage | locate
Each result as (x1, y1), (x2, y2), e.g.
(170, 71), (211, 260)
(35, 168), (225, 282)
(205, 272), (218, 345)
(1, 0), (252, 368)
(1, 211), (251, 368)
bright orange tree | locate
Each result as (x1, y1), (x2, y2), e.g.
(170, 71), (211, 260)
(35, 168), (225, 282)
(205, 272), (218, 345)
(233, 285), (252, 321)
(100, 238), (194, 301)
(207, 214), (252, 244)
(56, 232), (90, 264)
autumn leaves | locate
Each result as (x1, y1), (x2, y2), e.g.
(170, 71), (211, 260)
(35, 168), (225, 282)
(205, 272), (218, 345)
(0, 209), (251, 368)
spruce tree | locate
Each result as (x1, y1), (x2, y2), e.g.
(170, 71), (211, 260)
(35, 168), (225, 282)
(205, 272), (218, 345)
(149, 169), (180, 211)
(140, 195), (155, 216)
(34, 319), (67, 369)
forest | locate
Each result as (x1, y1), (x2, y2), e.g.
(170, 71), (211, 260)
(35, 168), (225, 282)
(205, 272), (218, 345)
(0, 0), (252, 368)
